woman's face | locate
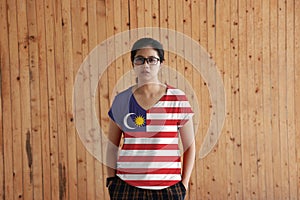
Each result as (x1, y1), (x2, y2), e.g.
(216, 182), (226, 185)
(133, 47), (161, 83)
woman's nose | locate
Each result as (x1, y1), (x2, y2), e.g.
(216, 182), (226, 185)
(143, 62), (150, 68)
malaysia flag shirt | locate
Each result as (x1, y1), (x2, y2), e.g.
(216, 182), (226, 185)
(108, 85), (194, 190)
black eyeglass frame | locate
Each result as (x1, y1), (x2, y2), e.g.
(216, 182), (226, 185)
(133, 56), (160, 65)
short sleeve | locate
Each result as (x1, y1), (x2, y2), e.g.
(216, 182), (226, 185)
(177, 99), (194, 127)
(107, 87), (132, 128)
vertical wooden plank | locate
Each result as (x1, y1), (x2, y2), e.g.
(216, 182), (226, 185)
(129, 0), (138, 40)
(230, 0), (243, 198)
(0, 2), (6, 196)
(247, 0), (257, 197)
(246, 0), (259, 198)
(205, 0), (219, 198)
(159, 0), (167, 35)
(72, 0), (87, 199)
(121, 0), (133, 88)
(183, 0), (193, 90)
(159, 0), (168, 84)
(183, 0), (194, 199)
(104, 11), (118, 200)
(80, 13), (90, 200)
(270, 0), (281, 198)
(44, 0), (60, 198)
(10, 15), (23, 200)
(0, 38), (4, 199)
(70, 0), (84, 199)
(75, 27), (87, 200)
(113, 0), (124, 90)
(97, 0), (109, 199)
(87, 0), (97, 199)
(73, 0), (89, 199)
(52, 1), (70, 200)
(221, 0), (234, 198)
(262, 0), (274, 199)
(198, 1), (208, 198)
(278, 0), (289, 198)
(191, 0), (201, 198)
(61, 0), (78, 199)
(87, 0), (97, 50)
(221, 1), (234, 198)
(35, 0), (52, 199)
(295, 0), (300, 197)
(136, 0), (145, 37)
(174, 2), (187, 197)
(5, 0), (24, 199)
(238, 0), (250, 198)
(0, 2), (6, 198)
(167, 0), (177, 87)
(128, 0), (138, 85)
(253, 0), (266, 199)
(215, 0), (227, 198)
(94, 24), (102, 200)
(79, 0), (89, 199)
(27, 0), (44, 198)
(151, 0), (159, 38)
(77, 0), (95, 199)
(159, 0), (171, 85)
(144, 0), (152, 36)
(1, 0), (14, 199)
(191, 1), (208, 198)
(16, 0), (35, 199)
(206, 0), (215, 59)
(79, 9), (89, 198)
(105, 0), (116, 101)
(286, 0), (297, 198)
(199, 0), (208, 47)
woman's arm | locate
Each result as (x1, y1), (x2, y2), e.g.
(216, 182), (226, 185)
(106, 119), (123, 177)
(179, 118), (196, 189)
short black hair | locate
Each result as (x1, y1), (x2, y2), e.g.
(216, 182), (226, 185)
(131, 38), (165, 63)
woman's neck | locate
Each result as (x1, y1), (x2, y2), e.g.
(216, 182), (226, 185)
(136, 77), (160, 88)
(134, 82), (166, 97)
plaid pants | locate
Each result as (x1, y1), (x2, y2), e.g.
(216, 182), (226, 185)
(108, 176), (186, 200)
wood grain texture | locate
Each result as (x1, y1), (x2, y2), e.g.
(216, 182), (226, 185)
(0, 0), (299, 199)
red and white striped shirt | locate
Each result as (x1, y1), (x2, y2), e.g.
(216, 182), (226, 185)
(108, 85), (194, 190)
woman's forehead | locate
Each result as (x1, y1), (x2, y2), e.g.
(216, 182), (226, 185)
(135, 47), (158, 56)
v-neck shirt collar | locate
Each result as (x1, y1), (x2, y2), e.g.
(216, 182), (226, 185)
(130, 84), (169, 112)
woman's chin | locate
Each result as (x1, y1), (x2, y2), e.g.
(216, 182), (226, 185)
(138, 75), (152, 81)
(138, 78), (161, 85)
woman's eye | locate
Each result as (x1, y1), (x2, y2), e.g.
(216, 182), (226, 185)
(148, 57), (159, 64)
(148, 58), (154, 63)
(134, 57), (144, 64)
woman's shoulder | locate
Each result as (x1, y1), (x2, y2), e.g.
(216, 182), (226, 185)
(112, 86), (134, 100)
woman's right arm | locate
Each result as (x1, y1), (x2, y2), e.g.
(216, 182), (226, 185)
(106, 118), (123, 177)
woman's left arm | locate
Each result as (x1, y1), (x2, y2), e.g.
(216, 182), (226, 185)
(179, 118), (196, 190)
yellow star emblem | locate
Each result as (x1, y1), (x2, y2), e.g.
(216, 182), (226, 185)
(134, 115), (145, 127)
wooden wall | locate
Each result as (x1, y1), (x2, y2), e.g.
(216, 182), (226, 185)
(1, 0), (299, 199)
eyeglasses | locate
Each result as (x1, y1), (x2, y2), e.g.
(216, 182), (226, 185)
(133, 56), (160, 65)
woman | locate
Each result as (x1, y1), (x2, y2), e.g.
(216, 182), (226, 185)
(106, 38), (195, 200)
